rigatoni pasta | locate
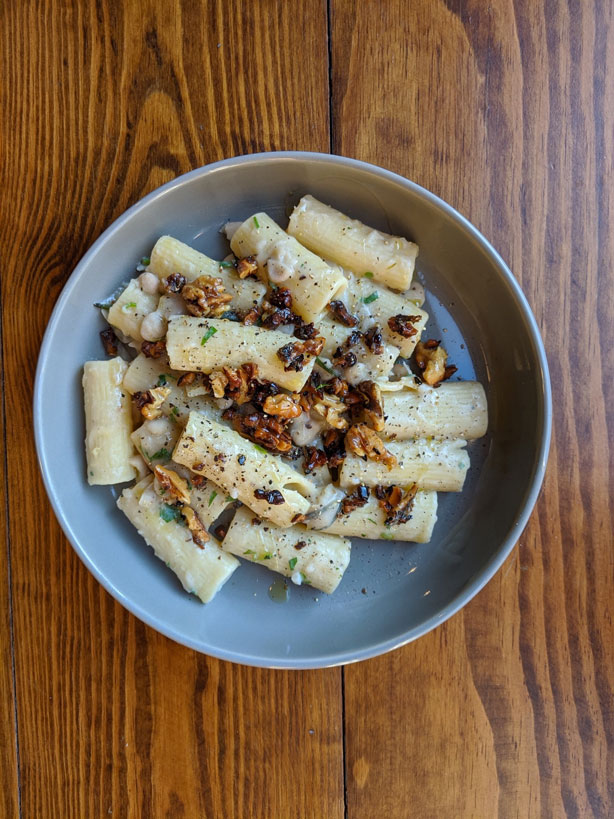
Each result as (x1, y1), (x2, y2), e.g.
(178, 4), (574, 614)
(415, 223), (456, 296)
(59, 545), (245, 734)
(82, 194), (488, 603)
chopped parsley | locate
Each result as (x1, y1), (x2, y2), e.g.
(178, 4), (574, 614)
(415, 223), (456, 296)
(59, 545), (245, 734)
(159, 504), (183, 523)
(367, 517), (377, 525)
(253, 444), (267, 454)
(151, 447), (171, 461)
(244, 549), (256, 555)
(122, 301), (137, 312)
(140, 256), (150, 266)
(208, 490), (218, 507)
(201, 326), (217, 345)
(315, 357), (333, 374)
(363, 271), (374, 278)
(300, 572), (312, 585)
(288, 557), (298, 570)
(362, 292), (379, 304)
(157, 374), (168, 386)
(253, 216), (260, 228)
(219, 260), (234, 268)
(169, 406), (180, 422)
(380, 531), (395, 540)
(262, 552), (273, 560)
(225, 495), (234, 503)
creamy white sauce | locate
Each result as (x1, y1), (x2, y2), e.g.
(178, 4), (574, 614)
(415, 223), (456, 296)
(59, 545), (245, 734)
(290, 412), (325, 446)
(138, 272), (161, 294)
(140, 311), (167, 341)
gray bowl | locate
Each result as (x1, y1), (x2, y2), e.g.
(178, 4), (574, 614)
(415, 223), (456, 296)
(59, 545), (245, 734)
(34, 152), (551, 668)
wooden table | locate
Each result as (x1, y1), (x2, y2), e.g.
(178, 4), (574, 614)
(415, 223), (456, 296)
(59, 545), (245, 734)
(2, 1), (612, 816)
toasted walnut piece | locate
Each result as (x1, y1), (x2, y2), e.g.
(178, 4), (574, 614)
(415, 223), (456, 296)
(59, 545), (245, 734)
(294, 321), (318, 340)
(277, 337), (325, 372)
(191, 462), (206, 472)
(209, 370), (229, 398)
(322, 428), (346, 469)
(293, 539), (307, 550)
(332, 330), (362, 369)
(100, 327), (118, 356)
(340, 485), (370, 516)
(182, 275), (233, 317)
(311, 392), (349, 430)
(263, 393), (302, 419)
(303, 446), (328, 474)
(353, 380), (385, 432)
(190, 474), (208, 489)
(328, 300), (358, 327)
(228, 410), (293, 453)
(251, 379), (281, 410)
(177, 371), (196, 387)
(134, 386), (171, 420)
(242, 304), (262, 325)
(154, 465), (191, 504)
(363, 325), (384, 354)
(254, 488), (285, 505)
(269, 287), (293, 309)
(141, 339), (167, 359)
(236, 255), (259, 279)
(345, 423), (397, 469)
(181, 506), (209, 548)
(388, 314), (422, 338)
(162, 273), (187, 294)
(374, 483), (418, 526)
(261, 305), (298, 328)
(414, 340), (456, 386)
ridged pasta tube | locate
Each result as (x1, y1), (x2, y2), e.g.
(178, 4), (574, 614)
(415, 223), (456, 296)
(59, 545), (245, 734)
(316, 492), (438, 543)
(117, 476), (239, 603)
(148, 235), (266, 312)
(221, 506), (351, 594)
(166, 317), (316, 392)
(339, 438), (470, 492)
(382, 382), (488, 441)
(83, 357), (136, 485)
(287, 195), (418, 291)
(173, 413), (315, 527)
(230, 212), (347, 322)
(107, 279), (159, 342)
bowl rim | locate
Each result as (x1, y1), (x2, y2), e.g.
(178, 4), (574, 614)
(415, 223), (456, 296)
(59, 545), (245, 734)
(34, 150), (552, 668)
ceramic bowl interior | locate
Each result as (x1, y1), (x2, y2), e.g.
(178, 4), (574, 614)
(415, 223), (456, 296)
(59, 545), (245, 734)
(35, 152), (551, 668)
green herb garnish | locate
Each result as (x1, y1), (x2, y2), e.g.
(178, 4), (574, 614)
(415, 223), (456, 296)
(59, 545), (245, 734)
(208, 490), (218, 507)
(300, 572), (312, 585)
(363, 271), (374, 278)
(201, 326), (217, 345)
(157, 374), (168, 386)
(151, 448), (170, 461)
(262, 552), (273, 560)
(219, 260), (234, 268)
(253, 444), (267, 454)
(380, 531), (395, 540)
(253, 216), (260, 228)
(160, 504), (183, 523)
(362, 292), (379, 304)
(225, 495), (234, 503)
(289, 557), (298, 570)
(169, 406), (180, 422)
(140, 256), (150, 266)
(244, 549), (256, 555)
(122, 301), (137, 311)
(367, 517), (377, 525)
(315, 357), (334, 374)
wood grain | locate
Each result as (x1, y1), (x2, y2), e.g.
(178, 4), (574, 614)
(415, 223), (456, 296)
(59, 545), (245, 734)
(0, 1), (343, 817)
(332, 0), (614, 816)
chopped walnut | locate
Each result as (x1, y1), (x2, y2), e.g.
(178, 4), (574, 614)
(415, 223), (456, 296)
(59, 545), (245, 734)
(263, 393), (302, 419)
(261, 305), (297, 328)
(141, 339), (167, 358)
(322, 428), (346, 469)
(182, 275), (233, 317)
(162, 273), (186, 294)
(277, 337), (325, 372)
(181, 506), (209, 547)
(353, 380), (385, 432)
(251, 379), (281, 410)
(177, 371), (196, 387)
(375, 483), (418, 526)
(293, 539), (307, 550)
(340, 485), (370, 515)
(293, 321), (318, 340)
(242, 304), (262, 325)
(332, 330), (362, 369)
(328, 300), (358, 327)
(311, 392), (349, 430)
(254, 488), (285, 505)
(133, 386), (171, 420)
(269, 287), (293, 309)
(226, 409), (293, 453)
(388, 314), (422, 338)
(303, 446), (328, 474)
(209, 370), (229, 398)
(414, 340), (457, 386)
(100, 327), (118, 356)
(363, 325), (384, 354)
(153, 465), (191, 505)
(190, 474), (208, 489)
(236, 255), (258, 279)
(345, 424), (397, 469)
